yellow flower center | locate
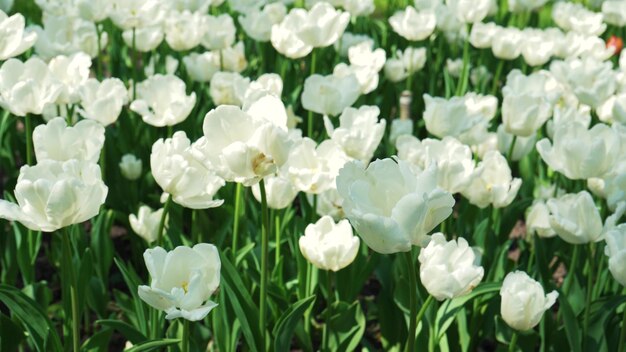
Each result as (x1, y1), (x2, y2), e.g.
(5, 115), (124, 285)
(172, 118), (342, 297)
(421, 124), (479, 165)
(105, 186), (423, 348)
(182, 281), (189, 293)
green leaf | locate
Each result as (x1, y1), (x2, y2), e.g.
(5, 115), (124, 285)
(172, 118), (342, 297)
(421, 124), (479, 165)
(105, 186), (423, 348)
(559, 289), (582, 352)
(435, 282), (501, 342)
(328, 301), (366, 351)
(585, 295), (626, 350)
(220, 251), (263, 351)
(0, 284), (63, 352)
(273, 295), (316, 351)
(125, 338), (181, 352)
(96, 319), (147, 345)
(81, 328), (113, 352)
(114, 258), (148, 334)
(0, 312), (25, 352)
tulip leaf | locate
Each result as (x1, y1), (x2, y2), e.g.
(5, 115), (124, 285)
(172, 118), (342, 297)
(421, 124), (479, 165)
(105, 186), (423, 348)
(584, 294), (626, 350)
(96, 319), (147, 345)
(328, 300), (366, 351)
(81, 327), (113, 352)
(0, 312), (25, 351)
(114, 258), (149, 335)
(435, 282), (501, 342)
(0, 284), (63, 352)
(558, 289), (582, 352)
(272, 295), (316, 351)
(125, 338), (181, 352)
(220, 252), (264, 351)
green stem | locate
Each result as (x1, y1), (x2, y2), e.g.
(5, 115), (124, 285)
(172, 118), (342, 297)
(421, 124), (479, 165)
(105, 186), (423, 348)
(259, 179), (270, 350)
(583, 243), (595, 340)
(507, 135), (517, 162)
(404, 251), (418, 352)
(61, 229), (79, 352)
(456, 24), (472, 96)
(24, 114), (33, 165)
(509, 331), (518, 352)
(323, 271), (333, 352)
(181, 319), (190, 352)
(156, 195), (172, 247)
(275, 210), (281, 264)
(491, 59), (505, 96)
(132, 28), (138, 101)
(307, 50), (317, 138)
(563, 245), (580, 296)
(415, 295), (434, 331)
(232, 183), (243, 253)
(618, 302), (626, 352)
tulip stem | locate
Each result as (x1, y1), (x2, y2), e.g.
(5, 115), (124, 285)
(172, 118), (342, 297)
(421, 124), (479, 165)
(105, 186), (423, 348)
(181, 319), (190, 352)
(323, 271), (333, 352)
(61, 228), (80, 352)
(456, 24), (471, 96)
(24, 114), (33, 165)
(259, 179), (270, 349)
(618, 302), (626, 352)
(507, 135), (517, 162)
(416, 295), (434, 331)
(583, 243), (595, 342)
(404, 251), (418, 352)
(132, 28), (138, 101)
(491, 60), (505, 96)
(508, 331), (518, 352)
(232, 183), (243, 253)
(563, 245), (580, 296)
(156, 194), (172, 247)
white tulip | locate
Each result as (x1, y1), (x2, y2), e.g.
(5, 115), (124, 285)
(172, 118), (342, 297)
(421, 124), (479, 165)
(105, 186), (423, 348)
(78, 78), (129, 126)
(469, 22), (498, 49)
(282, 138), (335, 194)
(138, 244), (220, 321)
(0, 160), (108, 232)
(220, 42), (248, 73)
(251, 174), (298, 210)
(344, 0), (375, 17)
(389, 6), (436, 41)
(500, 271), (558, 331)
(165, 11), (208, 51)
(536, 123), (620, 180)
(110, 0), (164, 30)
(389, 118), (414, 145)
(199, 105), (292, 186)
(130, 74), (196, 127)
(508, 0), (549, 13)
(496, 125), (536, 162)
(201, 14), (236, 50)
(0, 57), (63, 116)
(296, 2), (350, 48)
(550, 58), (616, 109)
(150, 132), (225, 209)
(547, 191), (603, 244)
(301, 73), (360, 116)
(419, 233), (484, 301)
(461, 151), (522, 209)
(33, 117), (104, 164)
(209, 72), (250, 106)
(446, 0), (491, 23)
(552, 2), (606, 37)
(299, 216), (360, 271)
(122, 26), (164, 52)
(48, 52), (92, 105)
(325, 106), (385, 163)
(0, 10), (37, 60)
(182, 52), (220, 83)
(129, 205), (166, 243)
(334, 32), (373, 57)
(239, 2), (287, 42)
(336, 159), (455, 254)
(119, 154), (143, 181)
(491, 27), (523, 60)
(603, 1), (626, 27)
(525, 200), (556, 238)
(270, 9), (313, 59)
(33, 15), (107, 59)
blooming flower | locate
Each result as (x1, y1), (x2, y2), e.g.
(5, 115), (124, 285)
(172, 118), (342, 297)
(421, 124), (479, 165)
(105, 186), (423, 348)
(129, 205), (166, 243)
(336, 159), (455, 254)
(301, 73), (360, 116)
(119, 154), (142, 181)
(546, 191), (603, 244)
(0, 160), (108, 232)
(138, 244), (220, 321)
(418, 233), (484, 301)
(500, 271), (558, 331)
(78, 78), (129, 126)
(130, 74), (196, 127)
(605, 224), (626, 287)
(389, 6), (436, 41)
(0, 10), (37, 60)
(324, 105), (385, 163)
(299, 216), (360, 271)
(33, 117), (105, 164)
(461, 151), (522, 209)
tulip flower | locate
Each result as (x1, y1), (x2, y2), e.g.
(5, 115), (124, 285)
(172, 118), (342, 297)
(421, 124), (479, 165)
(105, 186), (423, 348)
(336, 159), (455, 254)
(462, 151), (522, 209)
(0, 10), (37, 60)
(418, 233), (484, 301)
(182, 52), (221, 82)
(0, 57), (63, 116)
(552, 2), (606, 37)
(389, 6), (436, 41)
(239, 2), (287, 42)
(603, 2), (626, 27)
(129, 205), (167, 244)
(110, 0), (164, 30)
(525, 200), (556, 238)
(209, 72), (250, 106)
(251, 174), (298, 210)
(0, 160), (108, 232)
(201, 14), (236, 50)
(122, 25), (163, 52)
(500, 271), (558, 331)
(164, 10), (208, 51)
(299, 216), (360, 272)
(33, 117), (105, 164)
(32, 15), (107, 59)
(119, 154), (142, 181)
(78, 78), (129, 126)
(301, 73), (360, 117)
(325, 105), (386, 163)
(138, 244), (220, 321)
(130, 74), (196, 127)
(546, 191), (603, 244)
(549, 57), (616, 109)
(150, 131), (225, 209)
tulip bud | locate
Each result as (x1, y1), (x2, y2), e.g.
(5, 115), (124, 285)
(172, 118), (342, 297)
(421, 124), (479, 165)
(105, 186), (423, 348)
(119, 154), (142, 181)
(129, 205), (166, 243)
(418, 233), (484, 301)
(299, 216), (360, 272)
(138, 244), (220, 321)
(500, 271), (558, 331)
